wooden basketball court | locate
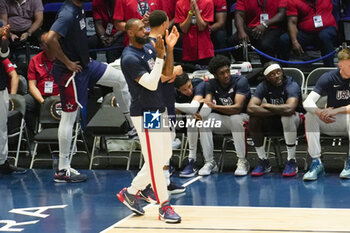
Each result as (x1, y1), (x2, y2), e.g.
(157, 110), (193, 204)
(103, 205), (350, 233)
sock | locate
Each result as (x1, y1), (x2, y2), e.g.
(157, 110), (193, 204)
(255, 146), (267, 160)
(163, 168), (171, 186)
(286, 145), (296, 161)
(127, 186), (139, 195)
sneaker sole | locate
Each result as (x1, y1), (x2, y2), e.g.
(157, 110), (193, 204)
(179, 172), (197, 178)
(54, 178), (87, 183)
(116, 193), (144, 215)
(159, 215), (181, 223)
(168, 188), (186, 195)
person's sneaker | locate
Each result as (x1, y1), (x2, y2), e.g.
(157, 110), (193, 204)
(127, 127), (138, 139)
(179, 159), (198, 177)
(303, 158), (325, 181)
(117, 187), (145, 215)
(139, 184), (158, 204)
(158, 201), (181, 223)
(168, 181), (186, 194)
(234, 158), (250, 176)
(251, 159), (271, 176)
(282, 159), (298, 177)
(198, 160), (218, 176)
(54, 168), (87, 183)
(339, 157), (350, 179)
(172, 138), (182, 149)
(0, 160), (26, 174)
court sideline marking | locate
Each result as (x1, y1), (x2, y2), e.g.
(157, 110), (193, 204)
(100, 176), (202, 233)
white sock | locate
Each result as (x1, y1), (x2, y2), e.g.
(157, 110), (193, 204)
(255, 146), (267, 160)
(163, 169), (170, 186)
(287, 145), (296, 161)
(127, 186), (138, 195)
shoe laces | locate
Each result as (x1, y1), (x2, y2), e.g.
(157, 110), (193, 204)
(162, 205), (175, 215)
(237, 159), (247, 168)
(309, 160), (320, 171)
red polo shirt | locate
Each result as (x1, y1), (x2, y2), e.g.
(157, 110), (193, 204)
(215, 0), (227, 12)
(113, 0), (161, 22)
(161, 0), (177, 20)
(287, 0), (337, 32)
(235, 0), (287, 28)
(92, 0), (117, 35)
(2, 58), (16, 93)
(175, 0), (214, 61)
(27, 51), (59, 96)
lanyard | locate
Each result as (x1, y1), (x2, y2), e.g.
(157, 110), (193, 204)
(257, 0), (267, 12)
(137, 0), (149, 16)
(43, 62), (53, 80)
(306, 0), (317, 13)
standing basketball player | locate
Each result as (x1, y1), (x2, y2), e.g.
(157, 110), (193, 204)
(45, 0), (133, 182)
(116, 18), (181, 223)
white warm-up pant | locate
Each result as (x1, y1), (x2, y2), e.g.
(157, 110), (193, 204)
(128, 112), (173, 205)
(200, 113), (249, 161)
(58, 64), (132, 170)
(305, 112), (350, 158)
(280, 113), (301, 146)
(0, 89), (9, 165)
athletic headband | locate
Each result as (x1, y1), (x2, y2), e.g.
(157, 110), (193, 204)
(263, 64), (281, 76)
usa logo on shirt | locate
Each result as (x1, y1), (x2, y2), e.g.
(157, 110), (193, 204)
(143, 110), (161, 129)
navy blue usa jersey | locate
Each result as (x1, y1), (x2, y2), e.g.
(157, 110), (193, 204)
(206, 75), (251, 112)
(121, 43), (165, 116)
(313, 69), (350, 108)
(176, 78), (206, 103)
(51, 0), (90, 70)
(254, 76), (305, 113)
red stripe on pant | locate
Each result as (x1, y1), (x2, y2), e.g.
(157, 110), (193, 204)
(144, 129), (160, 203)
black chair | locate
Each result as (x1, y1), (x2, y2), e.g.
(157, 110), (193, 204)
(29, 96), (89, 168)
(7, 94), (31, 166)
(86, 92), (141, 170)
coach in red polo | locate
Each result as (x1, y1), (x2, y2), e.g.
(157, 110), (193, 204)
(278, 0), (337, 67)
(230, 0), (286, 64)
(175, 0), (214, 65)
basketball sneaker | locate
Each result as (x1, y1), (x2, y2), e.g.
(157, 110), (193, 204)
(139, 184), (158, 204)
(179, 159), (197, 177)
(198, 160), (218, 176)
(117, 188), (145, 215)
(303, 158), (325, 181)
(339, 157), (350, 179)
(282, 159), (298, 177)
(251, 159), (271, 176)
(159, 201), (181, 223)
(54, 168), (87, 183)
(234, 158), (250, 176)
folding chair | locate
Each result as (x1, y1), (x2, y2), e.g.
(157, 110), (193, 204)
(304, 67), (337, 94)
(7, 94), (31, 166)
(86, 93), (141, 170)
(30, 96), (88, 168)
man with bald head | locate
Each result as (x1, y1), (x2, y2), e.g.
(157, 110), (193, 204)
(116, 18), (181, 223)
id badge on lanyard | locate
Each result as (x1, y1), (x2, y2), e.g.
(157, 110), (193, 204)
(105, 23), (113, 35)
(44, 81), (53, 94)
(313, 15), (323, 28)
(260, 14), (269, 24)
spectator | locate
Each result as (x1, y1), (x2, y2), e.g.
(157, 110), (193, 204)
(0, 23), (25, 174)
(210, 0), (228, 56)
(89, 0), (124, 63)
(175, 0), (214, 65)
(113, 0), (161, 46)
(230, 0), (286, 64)
(247, 62), (305, 177)
(278, 0), (337, 67)
(202, 55), (251, 176)
(160, 0), (177, 28)
(1, 57), (18, 94)
(24, 32), (58, 135)
(303, 48), (350, 181)
(0, 0), (43, 57)
(174, 73), (207, 177)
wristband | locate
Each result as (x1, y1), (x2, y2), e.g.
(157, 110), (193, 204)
(262, 22), (268, 29)
(27, 31), (32, 37)
(188, 10), (194, 16)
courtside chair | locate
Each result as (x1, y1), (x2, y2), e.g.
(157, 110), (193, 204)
(30, 96), (88, 168)
(86, 93), (141, 170)
(304, 67), (337, 94)
(7, 94), (31, 166)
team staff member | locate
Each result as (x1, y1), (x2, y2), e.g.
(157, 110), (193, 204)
(46, 0), (133, 183)
(303, 48), (350, 181)
(247, 62), (304, 177)
(175, 0), (214, 65)
(25, 32), (58, 134)
(279, 0), (337, 67)
(0, 23), (25, 174)
(202, 55), (251, 176)
(117, 18), (181, 223)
